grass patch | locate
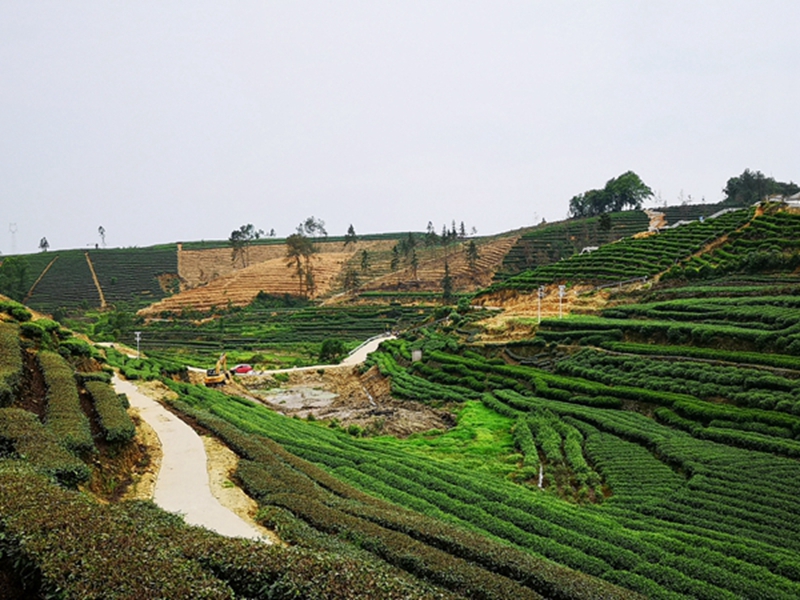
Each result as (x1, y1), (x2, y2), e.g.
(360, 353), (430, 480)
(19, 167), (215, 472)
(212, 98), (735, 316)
(374, 401), (517, 477)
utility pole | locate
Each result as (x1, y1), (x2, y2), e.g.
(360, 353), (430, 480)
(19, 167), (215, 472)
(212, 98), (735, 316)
(558, 285), (566, 319)
(537, 285), (545, 324)
(134, 331), (142, 360)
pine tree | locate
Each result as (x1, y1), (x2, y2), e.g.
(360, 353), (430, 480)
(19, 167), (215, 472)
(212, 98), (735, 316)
(344, 224), (358, 247)
(442, 261), (454, 303)
(465, 240), (479, 275)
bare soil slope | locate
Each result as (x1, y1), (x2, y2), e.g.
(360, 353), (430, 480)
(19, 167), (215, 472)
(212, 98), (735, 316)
(247, 366), (454, 437)
(178, 240), (395, 288)
(473, 284), (603, 342)
(141, 252), (353, 315)
(356, 235), (521, 295)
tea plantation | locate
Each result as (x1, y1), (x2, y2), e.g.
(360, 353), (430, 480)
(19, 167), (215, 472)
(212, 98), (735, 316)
(2, 200), (800, 598)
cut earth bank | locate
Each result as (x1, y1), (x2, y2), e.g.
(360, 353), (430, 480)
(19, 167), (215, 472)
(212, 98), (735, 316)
(242, 366), (455, 438)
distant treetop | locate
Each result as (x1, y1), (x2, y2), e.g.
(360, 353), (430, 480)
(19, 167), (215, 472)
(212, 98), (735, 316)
(568, 171), (653, 218)
(722, 169), (799, 207)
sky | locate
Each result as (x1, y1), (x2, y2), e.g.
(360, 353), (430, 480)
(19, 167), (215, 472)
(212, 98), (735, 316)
(1, 1), (798, 254)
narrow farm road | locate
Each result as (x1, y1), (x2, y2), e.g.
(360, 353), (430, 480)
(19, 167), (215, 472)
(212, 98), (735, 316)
(112, 375), (268, 541)
(257, 333), (396, 375)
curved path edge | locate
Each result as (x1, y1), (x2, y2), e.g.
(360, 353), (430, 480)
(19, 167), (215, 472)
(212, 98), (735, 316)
(112, 374), (267, 541)
(257, 333), (396, 375)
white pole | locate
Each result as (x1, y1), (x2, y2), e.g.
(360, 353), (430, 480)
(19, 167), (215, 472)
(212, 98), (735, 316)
(558, 285), (566, 319)
(134, 331), (141, 360)
(537, 285), (545, 324)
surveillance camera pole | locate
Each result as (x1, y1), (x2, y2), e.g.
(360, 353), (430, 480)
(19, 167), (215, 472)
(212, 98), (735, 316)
(134, 331), (141, 360)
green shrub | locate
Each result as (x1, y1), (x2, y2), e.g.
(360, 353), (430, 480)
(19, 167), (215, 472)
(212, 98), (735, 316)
(8, 305), (32, 322)
(0, 322), (23, 407)
(0, 462), (446, 600)
(58, 337), (97, 359)
(19, 321), (45, 339)
(85, 380), (135, 444)
(37, 351), (94, 454)
(0, 408), (90, 486)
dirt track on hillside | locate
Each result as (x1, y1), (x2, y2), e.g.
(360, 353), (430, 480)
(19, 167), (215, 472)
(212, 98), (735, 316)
(114, 375), (277, 542)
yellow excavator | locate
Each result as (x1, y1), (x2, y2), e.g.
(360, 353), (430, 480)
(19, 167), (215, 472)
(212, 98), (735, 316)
(204, 353), (231, 386)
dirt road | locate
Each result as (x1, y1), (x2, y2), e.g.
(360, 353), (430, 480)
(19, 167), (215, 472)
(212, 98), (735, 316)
(113, 375), (269, 541)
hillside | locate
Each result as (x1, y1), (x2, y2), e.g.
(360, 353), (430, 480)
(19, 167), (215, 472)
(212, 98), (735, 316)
(354, 233), (521, 295)
(1, 298), (638, 599)
(485, 205), (755, 293)
(140, 252), (355, 315)
(495, 210), (650, 279)
(3, 202), (800, 599)
(1, 246), (179, 313)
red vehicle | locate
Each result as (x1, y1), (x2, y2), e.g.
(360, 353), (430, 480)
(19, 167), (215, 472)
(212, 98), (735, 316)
(231, 364), (253, 374)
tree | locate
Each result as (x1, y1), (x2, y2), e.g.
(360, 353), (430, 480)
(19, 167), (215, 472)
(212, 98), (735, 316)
(39, 237), (49, 252)
(344, 224), (358, 247)
(94, 308), (137, 341)
(397, 232), (417, 265)
(285, 232), (316, 297)
(229, 224), (264, 268)
(440, 223), (456, 258)
(390, 245), (400, 271)
(465, 240), (479, 275)
(599, 213), (612, 242)
(722, 169), (799, 207)
(319, 338), (347, 363)
(360, 249), (370, 273)
(305, 268), (316, 297)
(98, 226), (106, 247)
(441, 261), (454, 303)
(0, 257), (28, 302)
(568, 171), (653, 218)
(300, 216), (327, 238)
(425, 221), (438, 247)
(343, 267), (360, 291)
(459, 221), (466, 240)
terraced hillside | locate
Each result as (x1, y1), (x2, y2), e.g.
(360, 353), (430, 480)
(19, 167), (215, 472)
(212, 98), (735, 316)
(496, 210), (649, 279)
(664, 207), (800, 281)
(357, 234), (521, 295)
(140, 252), (354, 315)
(4, 199), (800, 599)
(87, 247), (179, 306)
(0, 302), (472, 599)
(487, 206), (753, 292)
(3, 245), (179, 313)
(661, 202), (729, 224)
(24, 252), (99, 311)
(167, 315), (800, 600)
(132, 303), (437, 363)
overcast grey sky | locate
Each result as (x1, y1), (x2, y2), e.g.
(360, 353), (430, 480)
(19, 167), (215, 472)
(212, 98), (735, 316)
(1, 1), (798, 254)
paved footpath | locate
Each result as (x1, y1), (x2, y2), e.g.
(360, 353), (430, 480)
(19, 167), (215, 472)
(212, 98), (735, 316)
(255, 333), (396, 375)
(113, 375), (266, 541)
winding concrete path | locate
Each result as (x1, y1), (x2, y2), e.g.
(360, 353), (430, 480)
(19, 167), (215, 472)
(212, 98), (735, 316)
(107, 334), (393, 539)
(112, 375), (266, 541)
(256, 333), (396, 375)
